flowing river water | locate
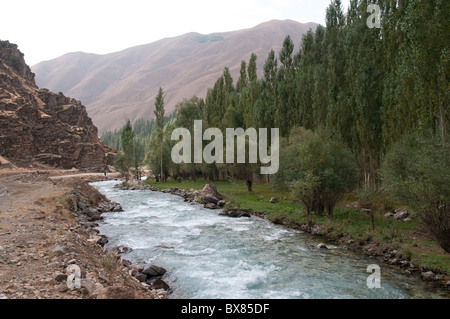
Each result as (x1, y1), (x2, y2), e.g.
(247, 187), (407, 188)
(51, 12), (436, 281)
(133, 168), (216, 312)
(92, 181), (448, 299)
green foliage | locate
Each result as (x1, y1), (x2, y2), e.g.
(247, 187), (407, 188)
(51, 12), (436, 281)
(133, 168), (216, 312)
(380, 133), (450, 252)
(155, 87), (166, 180)
(300, 129), (359, 216)
(174, 96), (204, 180)
(100, 114), (176, 153)
(275, 127), (358, 217)
(105, 1), (448, 258)
(115, 120), (135, 182)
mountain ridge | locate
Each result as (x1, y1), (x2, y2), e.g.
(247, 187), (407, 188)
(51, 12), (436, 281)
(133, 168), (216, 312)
(32, 19), (318, 133)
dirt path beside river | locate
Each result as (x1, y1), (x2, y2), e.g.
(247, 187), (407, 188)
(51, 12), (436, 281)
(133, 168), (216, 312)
(0, 168), (162, 299)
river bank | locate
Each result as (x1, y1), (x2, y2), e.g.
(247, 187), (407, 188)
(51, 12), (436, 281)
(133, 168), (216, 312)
(0, 169), (167, 299)
(123, 178), (449, 293)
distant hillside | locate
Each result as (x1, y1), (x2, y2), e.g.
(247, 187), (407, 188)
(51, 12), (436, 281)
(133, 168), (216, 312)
(32, 20), (317, 133)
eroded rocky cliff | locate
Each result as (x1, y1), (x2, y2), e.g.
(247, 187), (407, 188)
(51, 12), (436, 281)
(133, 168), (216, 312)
(0, 40), (114, 169)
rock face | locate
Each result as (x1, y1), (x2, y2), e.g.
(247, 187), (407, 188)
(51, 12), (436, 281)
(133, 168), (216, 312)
(0, 40), (114, 169)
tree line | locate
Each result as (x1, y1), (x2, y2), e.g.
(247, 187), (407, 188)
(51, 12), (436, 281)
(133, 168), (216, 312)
(102, 0), (449, 252)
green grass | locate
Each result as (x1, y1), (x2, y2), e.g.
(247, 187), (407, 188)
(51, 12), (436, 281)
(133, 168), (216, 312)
(145, 177), (450, 275)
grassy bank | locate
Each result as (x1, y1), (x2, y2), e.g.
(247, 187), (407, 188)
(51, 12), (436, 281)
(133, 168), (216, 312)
(144, 178), (450, 276)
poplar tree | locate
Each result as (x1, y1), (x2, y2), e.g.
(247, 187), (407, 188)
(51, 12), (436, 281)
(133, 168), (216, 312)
(116, 119), (135, 183)
(154, 87), (165, 181)
(247, 53), (258, 83)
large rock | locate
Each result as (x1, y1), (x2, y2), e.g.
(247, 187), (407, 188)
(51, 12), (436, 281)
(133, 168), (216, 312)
(142, 264), (167, 277)
(152, 279), (170, 291)
(197, 184), (223, 205)
(219, 209), (252, 218)
(0, 40), (115, 170)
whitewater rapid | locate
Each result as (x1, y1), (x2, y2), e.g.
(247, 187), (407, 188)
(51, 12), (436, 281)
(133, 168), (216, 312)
(92, 181), (446, 299)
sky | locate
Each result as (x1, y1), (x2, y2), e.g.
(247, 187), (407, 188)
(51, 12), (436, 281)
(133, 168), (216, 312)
(1, 0), (350, 66)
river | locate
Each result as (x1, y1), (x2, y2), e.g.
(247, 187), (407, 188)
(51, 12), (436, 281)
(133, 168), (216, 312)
(92, 181), (448, 299)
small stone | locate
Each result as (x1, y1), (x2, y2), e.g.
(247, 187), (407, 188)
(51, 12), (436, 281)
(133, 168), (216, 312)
(421, 271), (435, 281)
(394, 210), (409, 220)
(77, 202), (86, 210)
(130, 264), (145, 273)
(50, 245), (68, 256)
(135, 273), (147, 283)
(315, 243), (328, 250)
(204, 203), (217, 209)
(57, 283), (68, 293)
(403, 218), (413, 223)
(270, 197), (278, 204)
(384, 213), (394, 218)
(217, 200), (226, 208)
(96, 237), (109, 247)
(152, 279), (170, 291)
(54, 272), (68, 283)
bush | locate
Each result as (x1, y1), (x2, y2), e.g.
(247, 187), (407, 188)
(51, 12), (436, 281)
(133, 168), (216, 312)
(380, 133), (450, 252)
(276, 127), (359, 217)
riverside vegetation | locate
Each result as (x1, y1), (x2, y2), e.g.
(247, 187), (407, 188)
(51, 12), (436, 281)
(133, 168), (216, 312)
(141, 178), (450, 288)
(102, 0), (449, 289)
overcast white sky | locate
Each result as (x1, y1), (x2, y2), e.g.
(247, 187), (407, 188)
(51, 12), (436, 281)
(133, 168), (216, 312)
(1, 0), (350, 66)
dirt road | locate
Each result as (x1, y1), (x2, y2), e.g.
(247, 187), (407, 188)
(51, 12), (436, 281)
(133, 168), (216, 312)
(0, 169), (161, 299)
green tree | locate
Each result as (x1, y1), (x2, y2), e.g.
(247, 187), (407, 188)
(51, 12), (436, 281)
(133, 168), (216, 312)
(275, 127), (358, 217)
(115, 119), (135, 183)
(276, 35), (296, 138)
(380, 133), (450, 252)
(174, 96), (204, 181)
(247, 53), (258, 83)
(154, 87), (165, 181)
(237, 60), (248, 93)
(254, 50), (277, 130)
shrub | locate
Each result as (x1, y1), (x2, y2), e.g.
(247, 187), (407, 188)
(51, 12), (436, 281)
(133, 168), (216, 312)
(380, 133), (450, 252)
(276, 127), (359, 217)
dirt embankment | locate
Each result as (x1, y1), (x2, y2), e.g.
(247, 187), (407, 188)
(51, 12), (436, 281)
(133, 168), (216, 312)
(0, 169), (166, 299)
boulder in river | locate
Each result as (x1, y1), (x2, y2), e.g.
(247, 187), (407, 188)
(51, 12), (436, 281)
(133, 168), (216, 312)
(315, 243), (329, 250)
(197, 184), (223, 205)
(204, 203), (217, 210)
(142, 264), (167, 277)
(152, 279), (171, 291)
(220, 209), (252, 218)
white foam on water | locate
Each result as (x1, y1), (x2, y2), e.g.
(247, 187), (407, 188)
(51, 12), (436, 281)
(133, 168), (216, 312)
(93, 181), (449, 300)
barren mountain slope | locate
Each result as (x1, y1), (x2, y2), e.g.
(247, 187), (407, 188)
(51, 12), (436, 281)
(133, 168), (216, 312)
(33, 20), (317, 133)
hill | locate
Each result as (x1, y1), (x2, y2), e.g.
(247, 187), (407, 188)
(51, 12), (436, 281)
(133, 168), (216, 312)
(32, 19), (317, 133)
(0, 40), (114, 169)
